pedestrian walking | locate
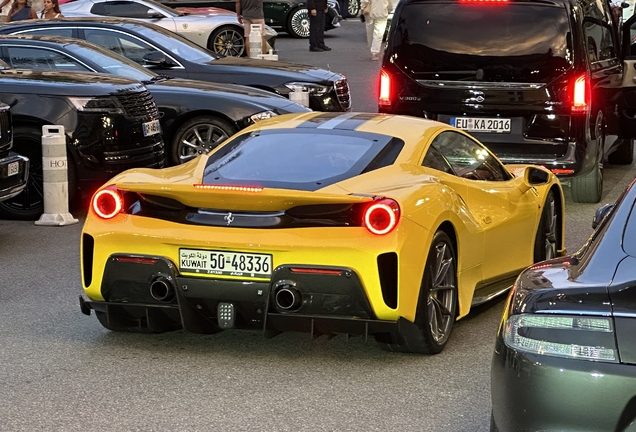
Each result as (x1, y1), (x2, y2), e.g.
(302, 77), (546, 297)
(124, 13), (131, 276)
(235, 0), (266, 55)
(40, 0), (63, 18)
(307, 0), (331, 52)
(360, 0), (393, 60)
(6, 0), (37, 21)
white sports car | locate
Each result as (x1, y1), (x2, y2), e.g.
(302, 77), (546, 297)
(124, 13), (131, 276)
(60, 0), (276, 56)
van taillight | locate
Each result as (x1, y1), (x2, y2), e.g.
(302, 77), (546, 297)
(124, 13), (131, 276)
(379, 69), (391, 106)
(572, 74), (589, 114)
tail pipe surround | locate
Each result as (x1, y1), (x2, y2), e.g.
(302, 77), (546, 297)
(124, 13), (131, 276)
(149, 276), (175, 302)
(274, 281), (302, 311)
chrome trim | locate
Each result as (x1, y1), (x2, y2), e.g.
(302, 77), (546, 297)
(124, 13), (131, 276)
(416, 80), (545, 90)
(534, 310), (613, 317)
(612, 312), (636, 318)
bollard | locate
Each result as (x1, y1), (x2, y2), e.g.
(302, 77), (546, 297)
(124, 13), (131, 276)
(249, 24), (263, 58)
(35, 125), (79, 226)
(287, 84), (310, 107)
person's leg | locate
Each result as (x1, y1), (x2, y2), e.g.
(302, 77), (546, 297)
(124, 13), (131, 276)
(317, 9), (327, 48)
(365, 18), (374, 48)
(243, 17), (252, 56)
(370, 18), (387, 59)
(309, 13), (321, 50)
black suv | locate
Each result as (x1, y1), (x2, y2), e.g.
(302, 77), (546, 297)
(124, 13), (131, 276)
(0, 64), (164, 219)
(380, 0), (630, 203)
(0, 102), (28, 205)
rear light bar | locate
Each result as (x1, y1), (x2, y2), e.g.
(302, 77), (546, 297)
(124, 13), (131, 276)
(290, 267), (342, 275)
(550, 168), (575, 175)
(116, 256), (159, 265)
(460, 0), (509, 2)
(379, 70), (391, 106)
(193, 184), (263, 192)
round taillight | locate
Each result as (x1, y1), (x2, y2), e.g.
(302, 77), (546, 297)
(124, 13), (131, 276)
(363, 199), (400, 235)
(92, 188), (123, 219)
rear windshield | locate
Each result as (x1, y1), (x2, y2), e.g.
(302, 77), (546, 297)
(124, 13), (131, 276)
(390, 2), (572, 83)
(203, 129), (404, 191)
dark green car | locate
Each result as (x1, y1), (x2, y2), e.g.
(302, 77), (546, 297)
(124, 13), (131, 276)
(158, 0), (341, 38)
(491, 175), (636, 432)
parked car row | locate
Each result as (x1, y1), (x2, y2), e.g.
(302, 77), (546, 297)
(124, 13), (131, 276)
(0, 16), (350, 220)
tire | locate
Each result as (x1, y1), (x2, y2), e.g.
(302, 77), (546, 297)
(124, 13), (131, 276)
(0, 126), (76, 220)
(570, 163), (602, 203)
(287, 7), (310, 38)
(170, 116), (236, 165)
(208, 25), (245, 57)
(376, 230), (458, 354)
(533, 191), (558, 262)
(348, 0), (360, 17)
(608, 138), (634, 165)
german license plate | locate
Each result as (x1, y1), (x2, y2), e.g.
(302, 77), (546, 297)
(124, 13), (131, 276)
(179, 248), (272, 279)
(452, 117), (511, 133)
(142, 119), (161, 137)
(7, 161), (18, 176)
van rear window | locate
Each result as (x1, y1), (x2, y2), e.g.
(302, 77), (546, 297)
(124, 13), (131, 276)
(390, 2), (572, 83)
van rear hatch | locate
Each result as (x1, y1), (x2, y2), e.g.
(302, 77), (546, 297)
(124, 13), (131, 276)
(383, 0), (575, 162)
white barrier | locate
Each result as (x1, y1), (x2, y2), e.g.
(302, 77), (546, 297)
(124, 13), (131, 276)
(35, 125), (79, 226)
(249, 24), (263, 59)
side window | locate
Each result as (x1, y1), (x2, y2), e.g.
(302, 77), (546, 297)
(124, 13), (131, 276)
(429, 131), (511, 181)
(584, 20), (616, 66)
(83, 29), (155, 64)
(15, 28), (74, 38)
(3, 46), (91, 72)
(91, 1), (156, 18)
(422, 144), (455, 175)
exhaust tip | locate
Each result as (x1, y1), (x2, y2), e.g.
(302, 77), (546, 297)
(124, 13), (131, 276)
(150, 277), (174, 302)
(275, 287), (302, 311)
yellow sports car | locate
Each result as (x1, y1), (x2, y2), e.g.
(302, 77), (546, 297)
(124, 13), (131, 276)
(79, 112), (565, 354)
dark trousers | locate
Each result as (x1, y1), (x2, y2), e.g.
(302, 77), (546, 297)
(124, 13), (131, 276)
(338, 0), (349, 18)
(309, 9), (326, 49)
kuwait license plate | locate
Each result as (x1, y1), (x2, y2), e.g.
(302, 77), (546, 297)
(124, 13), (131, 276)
(142, 119), (161, 137)
(7, 161), (18, 176)
(179, 248), (272, 279)
(452, 117), (511, 133)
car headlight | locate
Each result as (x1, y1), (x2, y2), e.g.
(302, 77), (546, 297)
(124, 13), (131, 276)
(284, 82), (329, 96)
(68, 96), (125, 114)
(503, 314), (618, 363)
(248, 110), (278, 124)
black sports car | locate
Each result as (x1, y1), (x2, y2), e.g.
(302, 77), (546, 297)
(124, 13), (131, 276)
(0, 18), (352, 113)
(159, 0), (341, 38)
(491, 177), (636, 431)
(0, 34), (310, 165)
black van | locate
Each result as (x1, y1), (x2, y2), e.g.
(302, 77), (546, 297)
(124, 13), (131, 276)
(379, 0), (630, 203)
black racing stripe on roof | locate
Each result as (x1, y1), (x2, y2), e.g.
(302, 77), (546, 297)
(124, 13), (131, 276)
(296, 112), (378, 130)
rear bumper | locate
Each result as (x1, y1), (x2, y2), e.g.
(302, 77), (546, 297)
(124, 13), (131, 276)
(491, 335), (636, 432)
(80, 254), (418, 339)
(0, 152), (28, 202)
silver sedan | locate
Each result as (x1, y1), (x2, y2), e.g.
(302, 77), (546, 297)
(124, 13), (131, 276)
(60, 0), (275, 56)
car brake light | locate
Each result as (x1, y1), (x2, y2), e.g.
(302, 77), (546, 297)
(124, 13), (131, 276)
(379, 69), (391, 106)
(193, 184), (263, 192)
(363, 198), (400, 235)
(572, 74), (589, 114)
(92, 186), (123, 219)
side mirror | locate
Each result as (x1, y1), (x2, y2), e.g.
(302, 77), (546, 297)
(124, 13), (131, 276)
(592, 203), (614, 229)
(147, 9), (164, 18)
(518, 166), (550, 193)
(143, 51), (177, 67)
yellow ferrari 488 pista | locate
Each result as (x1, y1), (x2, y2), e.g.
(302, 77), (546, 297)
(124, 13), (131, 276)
(79, 112), (565, 354)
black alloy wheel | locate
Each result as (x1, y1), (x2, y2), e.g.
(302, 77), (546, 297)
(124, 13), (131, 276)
(171, 116), (236, 165)
(377, 230), (458, 354)
(208, 25), (246, 57)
